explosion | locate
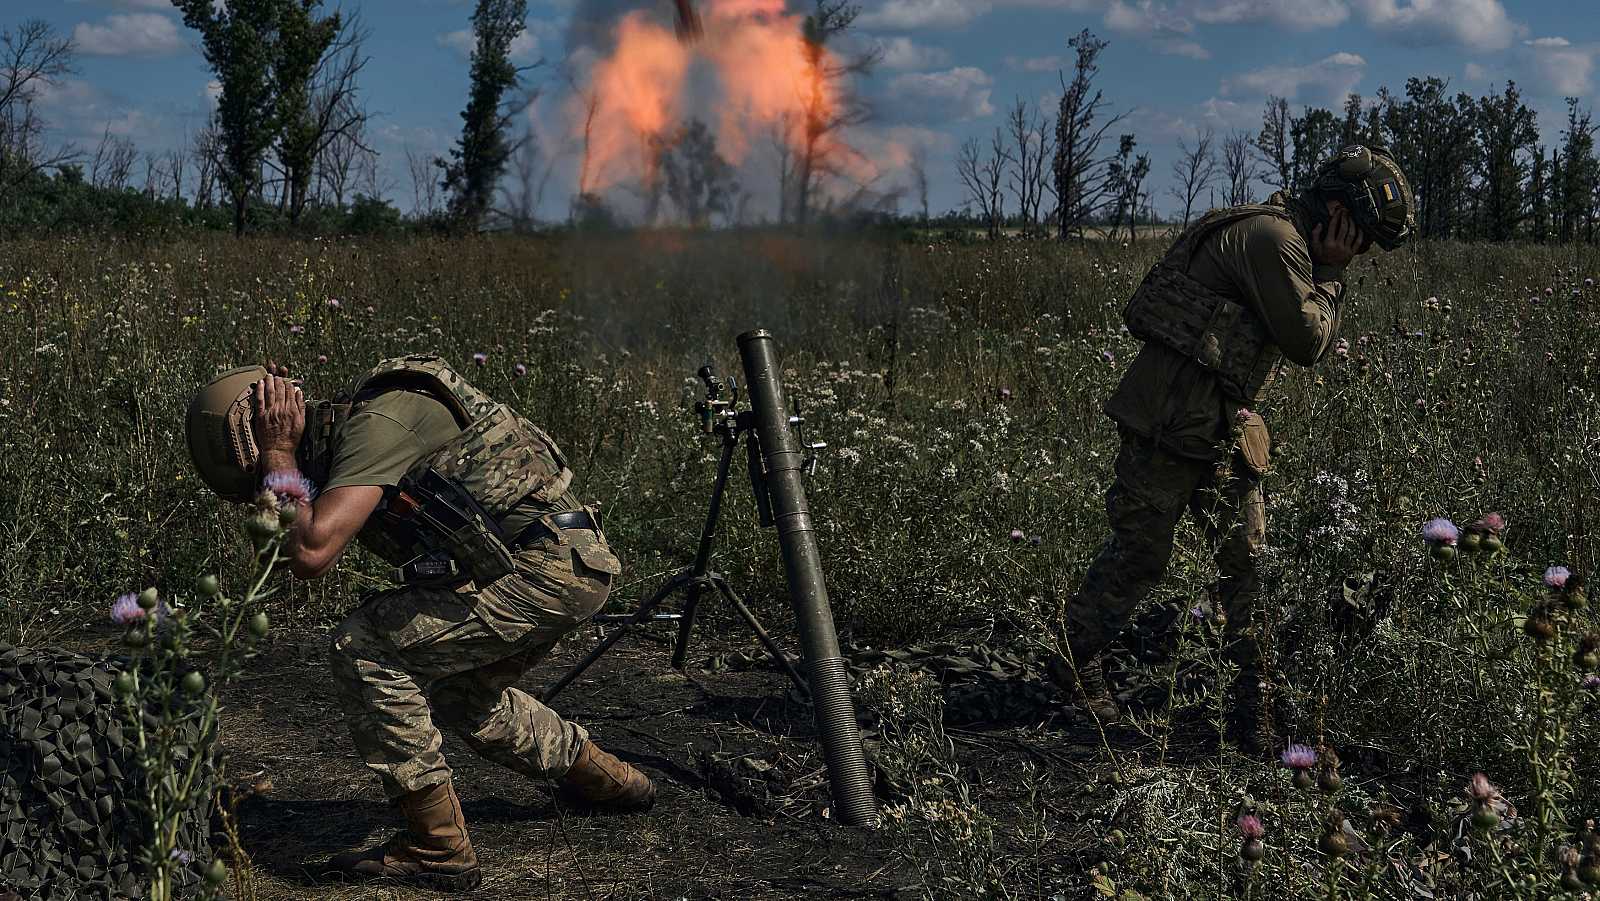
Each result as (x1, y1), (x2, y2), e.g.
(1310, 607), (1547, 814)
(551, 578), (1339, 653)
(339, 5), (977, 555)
(573, 0), (858, 199)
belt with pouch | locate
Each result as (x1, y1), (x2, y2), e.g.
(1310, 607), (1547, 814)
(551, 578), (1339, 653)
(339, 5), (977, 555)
(391, 508), (600, 584)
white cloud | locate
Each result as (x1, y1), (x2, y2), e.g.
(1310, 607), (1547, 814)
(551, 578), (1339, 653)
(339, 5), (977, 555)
(859, 0), (992, 29)
(874, 36), (952, 70)
(69, 0), (176, 9)
(1191, 0), (1350, 28)
(1522, 37), (1597, 97)
(1101, 1), (1210, 59)
(1005, 55), (1065, 73)
(1349, 0), (1521, 51)
(1463, 61), (1490, 81)
(73, 13), (185, 57)
(886, 67), (995, 121)
(436, 27), (543, 62)
(1222, 52), (1367, 105)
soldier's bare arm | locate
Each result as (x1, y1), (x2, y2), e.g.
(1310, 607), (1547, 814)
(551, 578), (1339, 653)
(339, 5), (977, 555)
(252, 373), (382, 580)
(278, 485), (383, 580)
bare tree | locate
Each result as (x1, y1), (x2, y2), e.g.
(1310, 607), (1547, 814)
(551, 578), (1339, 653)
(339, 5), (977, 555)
(1052, 29), (1128, 239)
(191, 116), (222, 209)
(1256, 95), (1292, 194)
(0, 20), (78, 190)
(496, 108), (551, 230)
(793, 0), (879, 228)
(301, 13), (374, 214)
(90, 127), (138, 190)
(166, 143), (187, 201)
(770, 111), (795, 224)
(142, 152), (165, 198)
(908, 143), (929, 222)
(405, 143), (441, 215)
(1005, 96), (1054, 234)
(957, 130), (1011, 239)
(1169, 126), (1216, 224)
(1222, 130), (1258, 205)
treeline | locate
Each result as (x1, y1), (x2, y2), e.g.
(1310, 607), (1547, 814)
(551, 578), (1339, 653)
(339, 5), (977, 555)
(956, 29), (1600, 245)
(0, 0), (535, 237)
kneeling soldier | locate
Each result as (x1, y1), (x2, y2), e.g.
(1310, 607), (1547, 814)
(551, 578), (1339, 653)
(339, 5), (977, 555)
(186, 354), (655, 891)
(1048, 145), (1415, 753)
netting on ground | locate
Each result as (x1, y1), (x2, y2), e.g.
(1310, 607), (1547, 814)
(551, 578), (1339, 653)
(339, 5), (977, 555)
(0, 644), (214, 900)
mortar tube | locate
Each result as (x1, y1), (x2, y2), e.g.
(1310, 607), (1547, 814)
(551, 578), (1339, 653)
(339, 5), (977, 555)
(737, 329), (879, 828)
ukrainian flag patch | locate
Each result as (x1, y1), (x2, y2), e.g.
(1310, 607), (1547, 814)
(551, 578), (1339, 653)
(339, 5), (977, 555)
(1380, 180), (1398, 203)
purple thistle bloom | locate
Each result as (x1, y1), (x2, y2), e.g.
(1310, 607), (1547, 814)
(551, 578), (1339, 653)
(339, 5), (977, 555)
(1476, 511), (1506, 534)
(169, 848), (194, 865)
(1584, 675), (1600, 691)
(263, 470), (316, 507)
(472, 352), (488, 366)
(1237, 814), (1265, 839)
(1009, 528), (1025, 542)
(1100, 349), (1115, 363)
(1466, 773), (1496, 803)
(288, 324), (304, 335)
(1190, 604), (1206, 621)
(1333, 338), (1349, 357)
(327, 298), (341, 309)
(1422, 518), (1459, 546)
(110, 593), (144, 625)
(1546, 287), (1555, 296)
(513, 362), (527, 377)
(1280, 743), (1316, 770)
(1545, 566), (1572, 589)
(1587, 278), (1595, 288)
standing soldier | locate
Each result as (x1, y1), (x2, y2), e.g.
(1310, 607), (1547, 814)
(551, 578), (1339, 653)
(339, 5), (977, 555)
(1047, 144), (1414, 752)
(185, 354), (656, 891)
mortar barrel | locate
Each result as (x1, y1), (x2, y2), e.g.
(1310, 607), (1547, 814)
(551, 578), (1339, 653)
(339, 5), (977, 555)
(736, 328), (878, 828)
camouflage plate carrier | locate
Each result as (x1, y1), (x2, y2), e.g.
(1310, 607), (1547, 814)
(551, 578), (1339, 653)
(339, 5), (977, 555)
(1122, 203), (1292, 405)
(301, 354), (574, 586)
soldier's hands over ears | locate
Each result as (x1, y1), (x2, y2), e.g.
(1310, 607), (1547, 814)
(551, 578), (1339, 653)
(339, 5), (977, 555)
(252, 374), (305, 461)
(1311, 208), (1365, 270)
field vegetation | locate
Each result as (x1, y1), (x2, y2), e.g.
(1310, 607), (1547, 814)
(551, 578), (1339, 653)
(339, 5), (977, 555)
(3, 230), (1599, 898)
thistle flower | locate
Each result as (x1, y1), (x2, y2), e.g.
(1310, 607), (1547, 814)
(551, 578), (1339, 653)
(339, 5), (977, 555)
(1467, 772), (1497, 803)
(1334, 338), (1349, 357)
(1421, 518), (1459, 546)
(289, 324), (304, 335)
(1475, 511), (1506, 534)
(263, 470), (316, 508)
(110, 593), (144, 625)
(316, 354), (328, 365)
(513, 363), (527, 377)
(1546, 287), (1555, 296)
(1100, 349), (1115, 364)
(1546, 566), (1572, 589)
(472, 352), (488, 366)
(326, 298), (341, 309)
(1009, 528), (1025, 542)
(1237, 814), (1265, 839)
(1281, 743), (1316, 770)
(1235, 408), (1254, 425)
(1584, 675), (1600, 691)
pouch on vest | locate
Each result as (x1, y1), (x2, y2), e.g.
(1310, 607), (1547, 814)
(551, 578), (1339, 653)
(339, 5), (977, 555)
(382, 467), (517, 586)
(1236, 412), (1271, 477)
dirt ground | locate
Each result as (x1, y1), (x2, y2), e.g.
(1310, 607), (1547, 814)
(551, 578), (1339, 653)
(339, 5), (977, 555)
(199, 623), (1110, 901)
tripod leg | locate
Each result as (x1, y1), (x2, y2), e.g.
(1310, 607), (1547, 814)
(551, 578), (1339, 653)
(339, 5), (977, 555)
(711, 575), (810, 696)
(670, 580), (707, 671)
(542, 572), (690, 702)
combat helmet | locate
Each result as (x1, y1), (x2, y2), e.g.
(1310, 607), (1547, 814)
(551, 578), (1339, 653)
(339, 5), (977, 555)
(185, 364), (267, 503)
(1308, 143), (1415, 251)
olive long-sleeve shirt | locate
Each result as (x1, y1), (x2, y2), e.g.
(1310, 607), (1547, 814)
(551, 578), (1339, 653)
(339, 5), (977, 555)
(1103, 195), (1347, 460)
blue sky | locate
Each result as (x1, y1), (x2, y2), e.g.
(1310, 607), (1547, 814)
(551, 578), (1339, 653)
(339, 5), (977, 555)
(12, 0), (1600, 220)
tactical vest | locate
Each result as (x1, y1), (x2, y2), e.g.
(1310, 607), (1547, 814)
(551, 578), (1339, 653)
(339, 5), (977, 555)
(303, 354), (574, 585)
(1122, 203), (1292, 405)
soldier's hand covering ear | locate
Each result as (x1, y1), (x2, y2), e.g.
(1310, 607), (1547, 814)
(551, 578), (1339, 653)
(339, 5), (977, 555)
(251, 374), (306, 459)
(1311, 208), (1365, 269)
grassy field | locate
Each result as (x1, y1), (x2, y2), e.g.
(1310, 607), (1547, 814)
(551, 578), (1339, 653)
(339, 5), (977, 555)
(3, 231), (1599, 898)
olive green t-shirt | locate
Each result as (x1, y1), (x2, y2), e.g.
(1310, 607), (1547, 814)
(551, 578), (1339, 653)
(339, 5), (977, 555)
(323, 388), (461, 493)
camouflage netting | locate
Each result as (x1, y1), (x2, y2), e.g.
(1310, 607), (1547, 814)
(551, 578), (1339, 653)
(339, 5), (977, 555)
(0, 644), (214, 900)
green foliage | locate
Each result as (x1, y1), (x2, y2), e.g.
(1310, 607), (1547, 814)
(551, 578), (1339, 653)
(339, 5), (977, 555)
(440, 0), (529, 230)
(270, 0), (342, 226)
(173, 0), (282, 236)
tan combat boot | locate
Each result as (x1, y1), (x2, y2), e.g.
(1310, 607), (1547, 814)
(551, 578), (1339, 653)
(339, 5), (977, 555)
(324, 779), (481, 891)
(1045, 651), (1121, 724)
(557, 740), (657, 813)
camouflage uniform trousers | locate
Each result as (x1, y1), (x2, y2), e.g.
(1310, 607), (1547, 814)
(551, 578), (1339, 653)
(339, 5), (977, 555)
(1062, 425), (1268, 685)
(328, 520), (622, 798)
